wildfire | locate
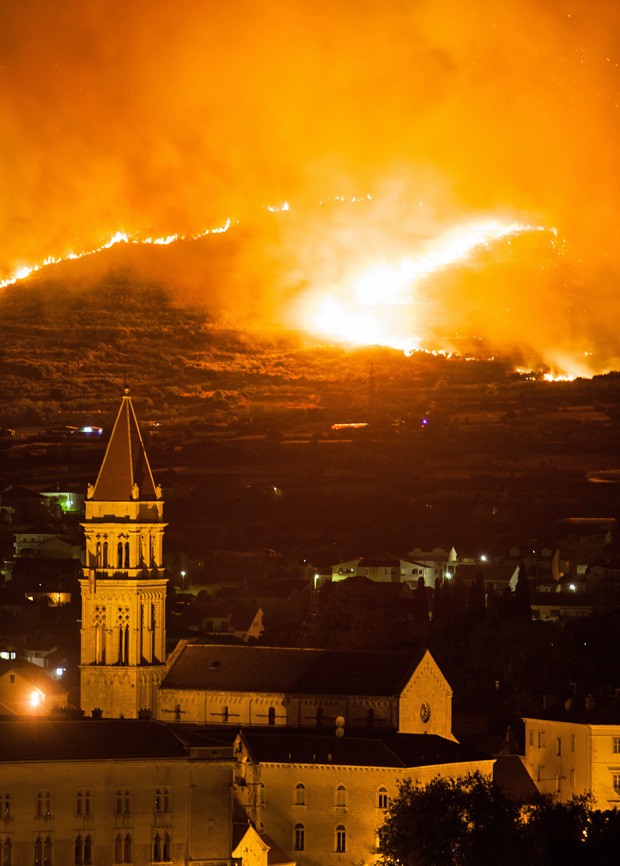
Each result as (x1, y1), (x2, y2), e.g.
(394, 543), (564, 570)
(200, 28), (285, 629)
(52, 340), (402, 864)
(2, 200), (592, 378)
(292, 218), (555, 355)
(0, 219), (233, 291)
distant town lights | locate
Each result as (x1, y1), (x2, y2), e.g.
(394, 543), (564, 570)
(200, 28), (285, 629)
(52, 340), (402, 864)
(480, 554), (488, 563)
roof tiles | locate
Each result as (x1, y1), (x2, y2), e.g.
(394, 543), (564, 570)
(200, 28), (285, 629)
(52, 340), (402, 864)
(161, 643), (424, 696)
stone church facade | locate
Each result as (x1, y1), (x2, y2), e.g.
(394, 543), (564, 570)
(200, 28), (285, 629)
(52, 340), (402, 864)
(79, 388), (168, 719)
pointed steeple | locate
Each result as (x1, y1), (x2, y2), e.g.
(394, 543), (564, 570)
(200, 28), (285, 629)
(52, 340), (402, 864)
(91, 388), (158, 501)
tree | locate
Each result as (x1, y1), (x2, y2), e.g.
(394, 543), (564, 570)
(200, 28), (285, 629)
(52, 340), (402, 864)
(378, 773), (522, 866)
(466, 571), (486, 622)
(513, 562), (532, 622)
(378, 774), (620, 866)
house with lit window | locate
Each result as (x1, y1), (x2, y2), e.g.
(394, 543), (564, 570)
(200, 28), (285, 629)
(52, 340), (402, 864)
(0, 659), (69, 716)
(523, 694), (620, 808)
(331, 554), (434, 587)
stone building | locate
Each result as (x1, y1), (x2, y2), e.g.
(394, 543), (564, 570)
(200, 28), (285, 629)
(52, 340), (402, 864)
(79, 388), (167, 719)
(0, 719), (234, 866)
(157, 643), (453, 737)
(523, 695), (620, 808)
(233, 727), (492, 866)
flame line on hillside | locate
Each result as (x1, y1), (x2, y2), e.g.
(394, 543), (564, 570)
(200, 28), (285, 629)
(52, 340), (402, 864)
(0, 218), (234, 291)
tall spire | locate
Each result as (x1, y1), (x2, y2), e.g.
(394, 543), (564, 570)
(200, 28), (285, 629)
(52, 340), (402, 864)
(91, 388), (158, 501)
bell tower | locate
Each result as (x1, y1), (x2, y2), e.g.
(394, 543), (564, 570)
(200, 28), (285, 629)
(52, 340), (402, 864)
(79, 388), (168, 718)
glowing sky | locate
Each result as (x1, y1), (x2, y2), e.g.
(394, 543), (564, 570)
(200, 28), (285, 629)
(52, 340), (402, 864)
(1, 0), (619, 372)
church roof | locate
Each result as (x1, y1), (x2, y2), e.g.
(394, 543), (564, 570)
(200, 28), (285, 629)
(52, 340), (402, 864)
(92, 389), (158, 501)
(161, 643), (425, 696)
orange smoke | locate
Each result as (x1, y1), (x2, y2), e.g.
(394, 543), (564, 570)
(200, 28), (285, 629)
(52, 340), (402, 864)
(1, 1), (619, 372)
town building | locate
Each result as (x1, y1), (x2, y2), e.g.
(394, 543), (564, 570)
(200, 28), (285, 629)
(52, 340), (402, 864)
(523, 695), (620, 808)
(331, 554), (434, 587)
(0, 659), (69, 715)
(234, 727), (492, 866)
(71, 390), (495, 864)
(0, 719), (234, 866)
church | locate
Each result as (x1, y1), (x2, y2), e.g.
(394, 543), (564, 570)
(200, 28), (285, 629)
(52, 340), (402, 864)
(68, 389), (494, 865)
(79, 388), (455, 740)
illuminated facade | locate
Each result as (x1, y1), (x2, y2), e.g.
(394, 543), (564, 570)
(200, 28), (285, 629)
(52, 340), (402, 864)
(0, 720), (233, 866)
(524, 697), (620, 808)
(234, 728), (493, 866)
(79, 389), (168, 719)
(158, 643), (454, 737)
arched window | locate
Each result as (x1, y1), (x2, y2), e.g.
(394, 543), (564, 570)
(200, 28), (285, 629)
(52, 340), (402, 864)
(115, 789), (131, 816)
(102, 541), (108, 568)
(294, 823), (305, 851)
(76, 792), (83, 816)
(34, 836), (43, 866)
(335, 825), (346, 853)
(114, 835), (122, 864)
(43, 835), (52, 866)
(2, 794), (12, 819)
(36, 792), (52, 818)
(84, 791), (91, 816)
(335, 784), (347, 807)
(268, 706), (276, 725)
(162, 833), (171, 862)
(96, 542), (101, 567)
(152, 834), (161, 863)
(2, 839), (12, 866)
(294, 783), (305, 806)
(155, 789), (162, 813)
(163, 788), (171, 813)
(316, 706), (324, 727)
(123, 833), (131, 864)
(74, 836), (83, 866)
(117, 542), (123, 568)
(124, 542), (130, 569)
(377, 786), (388, 809)
(83, 836), (92, 866)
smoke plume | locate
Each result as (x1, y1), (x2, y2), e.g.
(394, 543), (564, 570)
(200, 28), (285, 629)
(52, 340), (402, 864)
(1, 0), (619, 371)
